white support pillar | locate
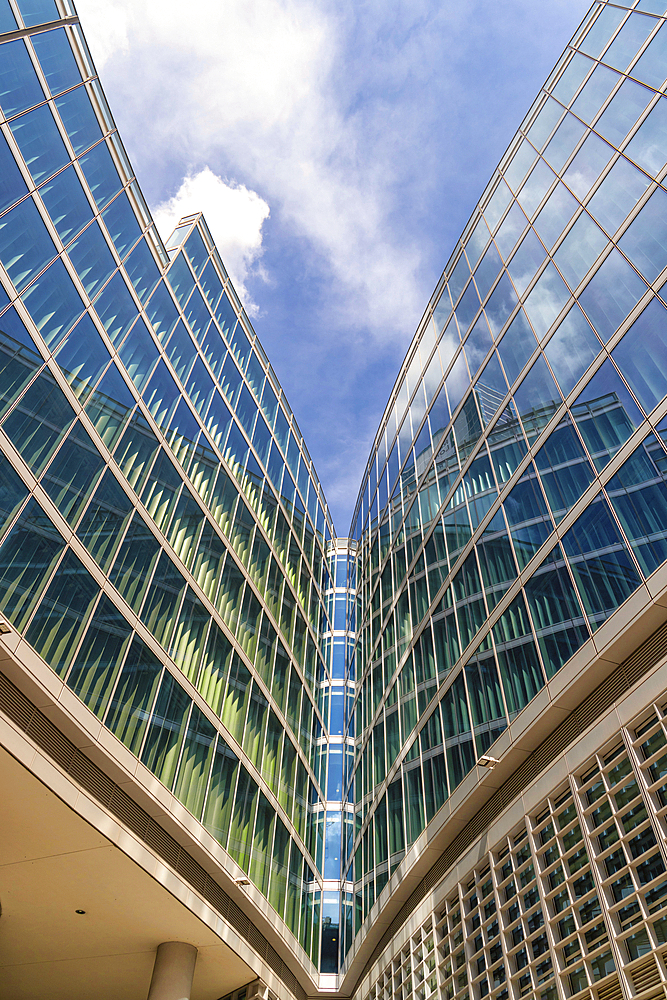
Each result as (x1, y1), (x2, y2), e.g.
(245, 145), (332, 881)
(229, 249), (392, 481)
(147, 941), (198, 1000)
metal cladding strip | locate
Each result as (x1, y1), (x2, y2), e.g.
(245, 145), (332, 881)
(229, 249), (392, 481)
(0, 667), (308, 1000)
(349, 617), (667, 995)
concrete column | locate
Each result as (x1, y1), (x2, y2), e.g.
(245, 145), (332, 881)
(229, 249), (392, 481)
(147, 941), (198, 1000)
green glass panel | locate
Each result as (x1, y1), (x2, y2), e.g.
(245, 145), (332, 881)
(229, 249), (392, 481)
(174, 705), (216, 819)
(41, 422), (105, 526)
(140, 669), (191, 789)
(76, 468), (133, 571)
(201, 736), (238, 847)
(25, 548), (99, 675)
(0, 497), (64, 631)
(103, 636), (162, 755)
(66, 594), (132, 718)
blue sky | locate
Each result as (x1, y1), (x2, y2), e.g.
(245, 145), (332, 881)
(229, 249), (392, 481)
(76, 0), (591, 534)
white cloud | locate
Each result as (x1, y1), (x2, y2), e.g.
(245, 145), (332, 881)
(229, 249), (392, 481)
(74, 0), (426, 338)
(153, 168), (270, 315)
(74, 0), (129, 70)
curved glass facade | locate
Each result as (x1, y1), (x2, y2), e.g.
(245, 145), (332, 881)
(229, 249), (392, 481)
(346, 0), (667, 971)
(0, 0), (336, 972)
(7, 1), (667, 997)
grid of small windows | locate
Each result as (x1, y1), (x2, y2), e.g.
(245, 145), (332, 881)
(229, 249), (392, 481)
(356, 697), (667, 1000)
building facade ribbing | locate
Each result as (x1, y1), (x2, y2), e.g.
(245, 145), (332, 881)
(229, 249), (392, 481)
(4, 2), (667, 1000)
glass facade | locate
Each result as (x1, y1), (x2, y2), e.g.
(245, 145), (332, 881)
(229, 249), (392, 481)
(7, 0), (667, 997)
(347, 0), (667, 981)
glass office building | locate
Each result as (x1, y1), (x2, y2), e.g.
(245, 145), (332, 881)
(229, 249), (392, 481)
(5, 2), (667, 1000)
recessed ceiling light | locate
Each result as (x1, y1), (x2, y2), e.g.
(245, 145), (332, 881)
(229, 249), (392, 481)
(75, 909), (86, 914)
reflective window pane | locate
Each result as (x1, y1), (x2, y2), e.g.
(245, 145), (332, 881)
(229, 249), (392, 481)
(587, 156), (651, 235)
(618, 187), (667, 281)
(579, 249), (647, 341)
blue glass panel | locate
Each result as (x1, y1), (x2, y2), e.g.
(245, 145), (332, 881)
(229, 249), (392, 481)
(67, 222), (116, 297)
(102, 192), (141, 258)
(199, 258), (224, 309)
(505, 140), (537, 192)
(527, 97), (564, 150)
(524, 560), (589, 677)
(444, 352), (469, 413)
(631, 22), (667, 89)
(464, 315), (492, 375)
(84, 362), (135, 449)
(0, 285), (9, 313)
(507, 230), (546, 296)
(543, 115), (586, 172)
(2, 367), (76, 474)
(494, 202), (528, 259)
(124, 238), (160, 303)
(553, 213), (608, 289)
(162, 320), (195, 384)
(79, 141), (122, 210)
(184, 286), (210, 342)
(10, 103), (68, 183)
(604, 13), (656, 72)
(229, 320), (251, 372)
(0, 132), (27, 215)
(145, 281), (179, 344)
(596, 79), (653, 146)
(523, 263), (571, 340)
(478, 352), (508, 411)
(0, 1), (17, 30)
(613, 297), (667, 414)
(0, 304), (40, 355)
(514, 355), (561, 442)
(588, 156), (651, 236)
(21, 258), (84, 348)
(483, 273), (518, 338)
(39, 164), (93, 244)
(93, 270), (138, 346)
(571, 358), (642, 469)
(580, 7), (626, 59)
(142, 360), (180, 429)
(0, 197), (55, 291)
(455, 280), (480, 335)
(535, 418), (595, 520)
(167, 253), (195, 306)
(637, 0), (667, 11)
(552, 52), (594, 104)
(55, 313), (111, 402)
(16, 0), (58, 25)
(607, 434), (667, 576)
(625, 97), (667, 175)
(518, 160), (556, 219)
(579, 249), (646, 342)
(0, 39), (44, 117)
(465, 218), (490, 269)
(31, 28), (81, 94)
(185, 357), (216, 417)
(55, 85), (102, 155)
(619, 187), (667, 282)
(474, 243), (502, 301)
(562, 133), (615, 199)
(533, 183), (578, 250)
(214, 290), (237, 340)
(184, 226), (208, 276)
(545, 305), (601, 396)
(498, 310), (538, 384)
(117, 318), (159, 393)
(562, 496), (641, 628)
(571, 64), (619, 123)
